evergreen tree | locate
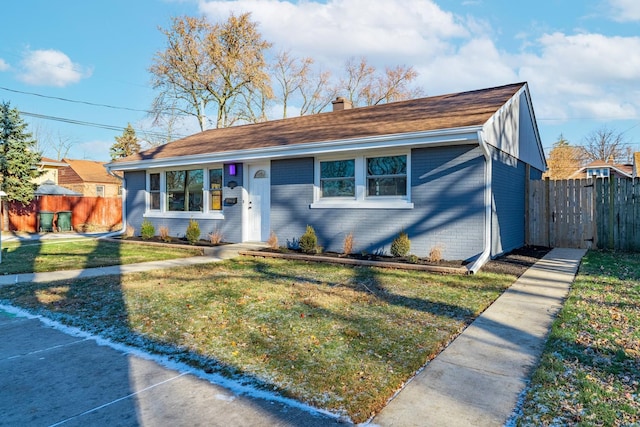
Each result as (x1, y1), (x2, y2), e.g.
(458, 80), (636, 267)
(110, 123), (140, 160)
(0, 102), (42, 205)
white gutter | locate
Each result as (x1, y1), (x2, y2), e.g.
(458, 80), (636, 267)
(467, 130), (492, 274)
(102, 169), (127, 238)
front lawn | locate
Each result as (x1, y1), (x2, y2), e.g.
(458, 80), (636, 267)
(0, 257), (521, 423)
(516, 250), (640, 425)
(0, 239), (201, 274)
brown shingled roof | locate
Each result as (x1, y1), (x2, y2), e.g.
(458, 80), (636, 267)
(116, 82), (526, 163)
(61, 158), (121, 184)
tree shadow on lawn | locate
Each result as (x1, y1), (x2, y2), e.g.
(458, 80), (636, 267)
(0, 254), (525, 424)
(0, 242), (342, 426)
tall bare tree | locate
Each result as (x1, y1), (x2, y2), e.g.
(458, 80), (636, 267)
(150, 16), (213, 131)
(272, 50), (313, 118)
(299, 68), (337, 115)
(150, 12), (272, 130)
(582, 126), (626, 163)
(337, 57), (424, 107)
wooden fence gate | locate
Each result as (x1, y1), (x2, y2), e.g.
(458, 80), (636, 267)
(527, 178), (640, 250)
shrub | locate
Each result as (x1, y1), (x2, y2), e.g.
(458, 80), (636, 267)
(124, 224), (135, 238)
(428, 245), (444, 263)
(407, 254), (419, 264)
(208, 228), (224, 244)
(140, 219), (155, 240)
(343, 232), (354, 256)
(299, 225), (318, 254)
(390, 231), (410, 257)
(267, 231), (278, 249)
(159, 226), (171, 242)
(185, 219), (201, 245)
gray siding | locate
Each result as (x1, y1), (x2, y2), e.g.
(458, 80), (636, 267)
(491, 148), (526, 256)
(125, 171), (146, 234)
(124, 168), (244, 242)
(270, 146), (485, 260)
(529, 167), (543, 180)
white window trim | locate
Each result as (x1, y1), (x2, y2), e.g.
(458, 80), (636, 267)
(311, 150), (413, 209)
(145, 166), (225, 219)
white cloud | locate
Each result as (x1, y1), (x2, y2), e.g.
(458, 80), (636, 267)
(198, 0), (471, 66)
(517, 32), (640, 120)
(0, 58), (9, 72)
(608, 0), (640, 22)
(17, 49), (92, 87)
(195, 0), (640, 129)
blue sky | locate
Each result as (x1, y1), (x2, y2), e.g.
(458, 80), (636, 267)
(1, 0), (639, 162)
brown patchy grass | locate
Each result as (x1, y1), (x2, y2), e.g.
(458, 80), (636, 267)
(0, 257), (520, 423)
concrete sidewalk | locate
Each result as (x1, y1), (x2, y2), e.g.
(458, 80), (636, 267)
(0, 247), (586, 426)
(373, 247), (586, 426)
(0, 242), (266, 287)
(0, 310), (342, 426)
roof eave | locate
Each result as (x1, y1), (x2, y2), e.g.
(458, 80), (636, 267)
(106, 126), (483, 172)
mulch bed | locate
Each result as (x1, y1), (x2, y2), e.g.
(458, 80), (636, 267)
(119, 236), (550, 276)
(482, 246), (551, 276)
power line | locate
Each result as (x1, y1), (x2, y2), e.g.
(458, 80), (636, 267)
(1, 86), (153, 114)
(19, 110), (186, 140)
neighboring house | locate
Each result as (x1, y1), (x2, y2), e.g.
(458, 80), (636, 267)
(36, 157), (68, 185)
(107, 82), (546, 272)
(59, 158), (122, 197)
(569, 159), (633, 180)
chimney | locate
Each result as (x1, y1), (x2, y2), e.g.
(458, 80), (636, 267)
(332, 97), (352, 112)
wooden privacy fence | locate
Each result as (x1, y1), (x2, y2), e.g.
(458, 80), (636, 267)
(3, 195), (122, 233)
(527, 178), (640, 251)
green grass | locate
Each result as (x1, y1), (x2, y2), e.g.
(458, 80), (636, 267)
(0, 256), (519, 423)
(517, 250), (640, 426)
(0, 239), (200, 274)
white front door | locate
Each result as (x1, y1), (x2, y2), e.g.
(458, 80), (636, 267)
(246, 163), (270, 241)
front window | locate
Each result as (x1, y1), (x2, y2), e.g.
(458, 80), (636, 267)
(96, 185), (105, 197)
(367, 155), (407, 196)
(209, 168), (223, 210)
(320, 159), (355, 197)
(149, 173), (160, 210)
(166, 169), (203, 212)
(313, 152), (412, 209)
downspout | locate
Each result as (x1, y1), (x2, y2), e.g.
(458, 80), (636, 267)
(103, 167), (127, 238)
(467, 130), (492, 274)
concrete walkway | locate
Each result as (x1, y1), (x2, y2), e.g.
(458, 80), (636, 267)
(0, 242), (266, 286)
(0, 246), (586, 426)
(373, 247), (587, 426)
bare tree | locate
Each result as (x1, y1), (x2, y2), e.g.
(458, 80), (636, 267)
(31, 123), (74, 160)
(339, 57), (376, 107)
(271, 50), (313, 118)
(149, 13), (272, 130)
(582, 126), (626, 163)
(143, 104), (183, 147)
(150, 16), (213, 131)
(337, 57), (424, 107)
(299, 68), (336, 115)
(362, 64), (425, 105)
